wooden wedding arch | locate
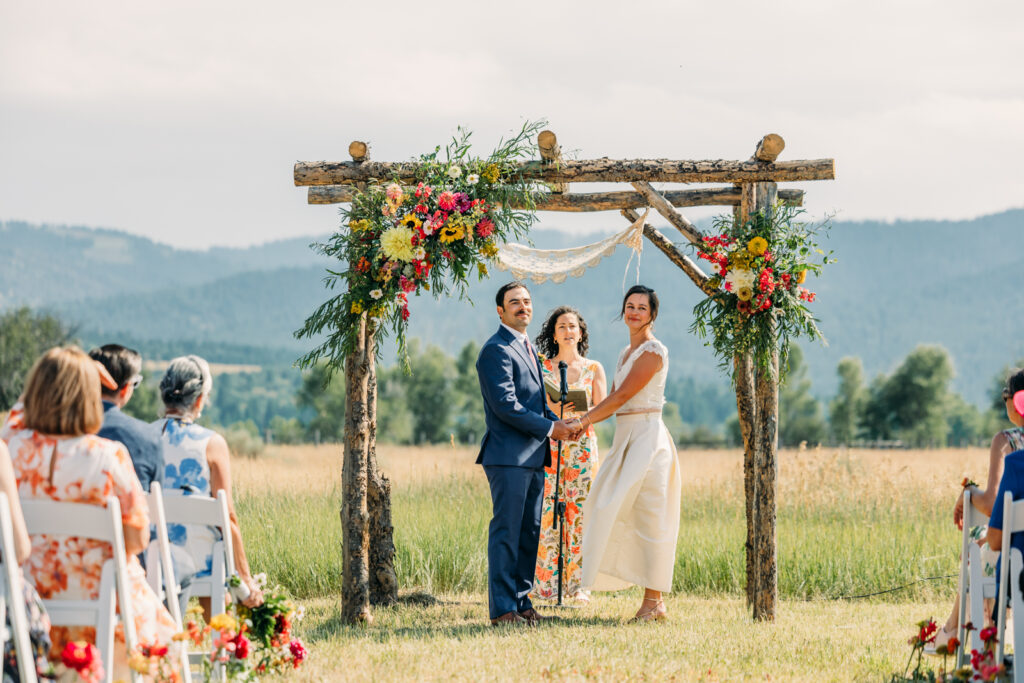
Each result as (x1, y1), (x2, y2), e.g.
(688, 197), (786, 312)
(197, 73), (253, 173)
(293, 133), (835, 623)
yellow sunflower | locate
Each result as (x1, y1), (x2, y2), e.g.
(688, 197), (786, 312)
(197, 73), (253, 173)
(737, 286), (754, 302)
(439, 224), (465, 243)
(400, 214), (422, 231)
(747, 236), (768, 256)
(796, 269), (807, 284)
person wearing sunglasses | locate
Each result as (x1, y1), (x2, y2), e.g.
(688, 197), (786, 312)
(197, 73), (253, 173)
(89, 344), (165, 493)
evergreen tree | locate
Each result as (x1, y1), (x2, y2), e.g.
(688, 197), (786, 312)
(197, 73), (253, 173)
(829, 356), (866, 445)
(0, 307), (76, 410)
(779, 344), (827, 446)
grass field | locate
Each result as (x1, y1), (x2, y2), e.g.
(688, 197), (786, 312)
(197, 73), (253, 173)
(230, 442), (989, 681)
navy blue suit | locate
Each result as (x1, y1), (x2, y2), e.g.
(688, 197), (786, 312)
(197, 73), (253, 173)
(476, 325), (557, 619)
(99, 401), (165, 492)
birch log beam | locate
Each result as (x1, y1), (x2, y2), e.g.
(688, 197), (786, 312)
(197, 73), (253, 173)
(631, 181), (704, 245)
(754, 134), (785, 163)
(308, 185), (805, 209)
(537, 130), (568, 194)
(620, 209), (715, 295)
(295, 157), (835, 186)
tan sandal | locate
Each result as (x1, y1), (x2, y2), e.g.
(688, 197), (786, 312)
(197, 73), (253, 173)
(629, 597), (667, 623)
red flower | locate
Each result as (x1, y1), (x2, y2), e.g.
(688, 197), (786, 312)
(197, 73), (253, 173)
(145, 643), (169, 658)
(980, 626), (997, 643)
(737, 300), (752, 315)
(355, 257), (371, 273)
(442, 249), (452, 259)
(232, 633), (250, 660)
(62, 641), (98, 671)
(763, 249), (773, 262)
(947, 636), (960, 652)
(476, 218), (495, 238)
(919, 619), (938, 644)
(780, 273), (792, 289)
(401, 306), (410, 321)
(289, 639), (308, 668)
(414, 203), (428, 214)
(438, 191), (456, 211)
(399, 275), (416, 293)
(757, 267), (775, 294)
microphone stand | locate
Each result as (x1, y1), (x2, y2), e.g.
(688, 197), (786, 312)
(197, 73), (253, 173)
(554, 361), (568, 607)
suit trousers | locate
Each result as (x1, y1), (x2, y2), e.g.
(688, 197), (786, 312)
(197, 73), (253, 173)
(484, 465), (545, 619)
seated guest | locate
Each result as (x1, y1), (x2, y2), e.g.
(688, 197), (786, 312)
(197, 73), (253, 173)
(154, 355), (265, 613)
(5, 346), (179, 678)
(985, 371), (1024, 610)
(89, 344), (164, 491)
(0, 439), (53, 681)
(929, 369), (1024, 648)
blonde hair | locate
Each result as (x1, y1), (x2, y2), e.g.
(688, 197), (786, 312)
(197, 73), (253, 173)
(22, 346), (104, 436)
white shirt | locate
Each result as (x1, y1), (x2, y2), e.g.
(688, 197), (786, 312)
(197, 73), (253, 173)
(500, 322), (554, 437)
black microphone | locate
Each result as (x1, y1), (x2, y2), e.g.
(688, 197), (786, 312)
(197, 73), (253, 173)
(558, 360), (568, 402)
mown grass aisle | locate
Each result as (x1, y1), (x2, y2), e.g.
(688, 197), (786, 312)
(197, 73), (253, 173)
(230, 443), (984, 679)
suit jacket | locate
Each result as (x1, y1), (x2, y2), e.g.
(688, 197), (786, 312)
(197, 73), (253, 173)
(99, 401), (165, 492)
(476, 326), (557, 468)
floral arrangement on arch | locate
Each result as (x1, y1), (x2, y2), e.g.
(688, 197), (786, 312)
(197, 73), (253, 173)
(297, 121), (546, 370)
(690, 204), (833, 378)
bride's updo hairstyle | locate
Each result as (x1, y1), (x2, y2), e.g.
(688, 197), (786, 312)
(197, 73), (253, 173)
(619, 284), (659, 328)
(159, 355), (213, 417)
(535, 305), (590, 359)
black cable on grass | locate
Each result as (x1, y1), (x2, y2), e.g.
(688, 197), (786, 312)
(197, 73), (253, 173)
(827, 574), (958, 600)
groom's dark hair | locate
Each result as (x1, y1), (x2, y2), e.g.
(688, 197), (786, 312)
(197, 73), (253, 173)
(495, 281), (529, 308)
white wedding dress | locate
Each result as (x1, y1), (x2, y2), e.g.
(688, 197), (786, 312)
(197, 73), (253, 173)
(581, 338), (682, 593)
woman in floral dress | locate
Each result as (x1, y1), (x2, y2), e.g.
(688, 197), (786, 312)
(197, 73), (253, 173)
(5, 347), (178, 679)
(530, 306), (606, 603)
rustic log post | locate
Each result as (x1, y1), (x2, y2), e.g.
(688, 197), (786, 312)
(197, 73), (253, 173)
(537, 130), (568, 194)
(341, 314), (373, 624)
(752, 181), (779, 621)
(365, 322), (399, 606)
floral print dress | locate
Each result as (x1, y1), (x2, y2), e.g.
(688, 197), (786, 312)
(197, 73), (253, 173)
(531, 359), (600, 602)
(153, 417), (216, 580)
(4, 428), (178, 671)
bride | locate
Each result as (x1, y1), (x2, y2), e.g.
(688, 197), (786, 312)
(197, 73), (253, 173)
(567, 284), (681, 622)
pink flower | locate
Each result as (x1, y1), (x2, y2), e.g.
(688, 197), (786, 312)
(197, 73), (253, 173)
(415, 182), (432, 198)
(758, 267), (775, 294)
(399, 275), (416, 293)
(438, 191), (456, 211)
(289, 639), (307, 668)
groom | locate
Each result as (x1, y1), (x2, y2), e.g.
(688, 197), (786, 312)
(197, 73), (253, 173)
(476, 281), (575, 626)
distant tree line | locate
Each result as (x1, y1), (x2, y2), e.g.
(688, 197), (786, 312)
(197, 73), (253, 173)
(2, 307), (1019, 452)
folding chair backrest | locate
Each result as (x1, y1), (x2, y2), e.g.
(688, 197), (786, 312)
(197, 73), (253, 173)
(995, 493), (1024, 667)
(20, 497), (141, 683)
(159, 491), (235, 617)
(956, 490), (999, 664)
(0, 492), (37, 683)
(144, 483), (192, 683)
(1009, 548), (1024, 683)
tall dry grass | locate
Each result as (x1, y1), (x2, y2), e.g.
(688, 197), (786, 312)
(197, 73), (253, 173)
(233, 443), (988, 601)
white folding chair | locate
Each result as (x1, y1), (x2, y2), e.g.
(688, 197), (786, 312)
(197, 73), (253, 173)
(0, 492), (37, 683)
(159, 490), (236, 617)
(20, 496), (142, 683)
(144, 483), (192, 683)
(995, 491), (1024, 676)
(957, 489), (1001, 665)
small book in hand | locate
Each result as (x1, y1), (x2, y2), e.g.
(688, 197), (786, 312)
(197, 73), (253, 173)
(544, 382), (589, 413)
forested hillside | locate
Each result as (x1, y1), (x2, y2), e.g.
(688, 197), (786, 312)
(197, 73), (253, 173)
(3, 210), (1021, 404)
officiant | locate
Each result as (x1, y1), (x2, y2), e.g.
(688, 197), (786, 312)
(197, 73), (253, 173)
(530, 306), (607, 604)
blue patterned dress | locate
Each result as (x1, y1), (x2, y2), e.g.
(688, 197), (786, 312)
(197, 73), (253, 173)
(153, 417), (216, 579)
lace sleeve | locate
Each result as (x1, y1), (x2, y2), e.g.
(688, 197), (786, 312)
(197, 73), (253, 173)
(637, 339), (668, 362)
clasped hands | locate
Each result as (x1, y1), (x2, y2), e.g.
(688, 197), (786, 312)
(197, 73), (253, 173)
(551, 416), (588, 441)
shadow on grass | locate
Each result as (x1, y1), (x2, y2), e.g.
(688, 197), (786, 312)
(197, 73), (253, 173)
(305, 606), (627, 644)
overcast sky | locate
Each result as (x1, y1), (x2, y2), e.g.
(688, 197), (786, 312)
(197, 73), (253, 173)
(2, 1), (1021, 248)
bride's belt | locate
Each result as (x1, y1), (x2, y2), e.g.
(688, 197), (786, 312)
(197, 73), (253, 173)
(615, 407), (662, 417)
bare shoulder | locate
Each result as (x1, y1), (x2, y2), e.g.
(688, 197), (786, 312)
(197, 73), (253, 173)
(207, 432), (231, 465)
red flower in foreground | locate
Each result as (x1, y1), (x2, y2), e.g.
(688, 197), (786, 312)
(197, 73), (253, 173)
(62, 641), (98, 671)
(438, 191), (456, 211)
(233, 633), (250, 660)
(289, 639), (307, 668)
(476, 218), (495, 238)
(918, 619), (938, 644)
(979, 626), (997, 643)
(946, 636), (960, 652)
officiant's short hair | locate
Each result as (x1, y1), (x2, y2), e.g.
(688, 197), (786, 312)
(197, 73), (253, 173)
(495, 281), (529, 308)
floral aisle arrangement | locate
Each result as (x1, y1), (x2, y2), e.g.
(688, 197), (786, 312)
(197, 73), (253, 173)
(690, 204), (833, 378)
(889, 618), (1005, 682)
(297, 121), (546, 370)
(178, 575), (307, 681)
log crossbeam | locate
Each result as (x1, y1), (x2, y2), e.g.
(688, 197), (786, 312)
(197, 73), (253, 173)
(631, 181), (704, 245)
(307, 185), (805, 209)
(295, 156), (834, 186)
(621, 209), (714, 295)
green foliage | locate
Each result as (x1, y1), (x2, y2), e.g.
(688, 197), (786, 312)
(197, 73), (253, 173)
(268, 416), (305, 445)
(120, 370), (163, 422)
(222, 420), (265, 457)
(829, 357), (867, 445)
(779, 345), (827, 446)
(296, 121), (547, 373)
(0, 307), (76, 410)
(202, 367), (302, 435)
(690, 204), (834, 380)
(296, 364), (346, 443)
